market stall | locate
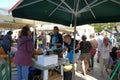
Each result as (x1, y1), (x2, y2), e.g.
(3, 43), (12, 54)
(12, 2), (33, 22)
(0, 22), (25, 29)
(32, 47), (70, 80)
(32, 56), (69, 80)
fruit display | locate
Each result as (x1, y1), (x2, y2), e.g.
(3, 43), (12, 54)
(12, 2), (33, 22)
(34, 49), (43, 55)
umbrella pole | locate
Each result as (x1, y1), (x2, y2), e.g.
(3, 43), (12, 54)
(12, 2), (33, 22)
(72, 13), (77, 80)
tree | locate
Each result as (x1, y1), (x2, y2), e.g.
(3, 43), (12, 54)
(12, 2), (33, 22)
(91, 22), (118, 33)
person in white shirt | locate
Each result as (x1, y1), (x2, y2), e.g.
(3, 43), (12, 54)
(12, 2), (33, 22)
(96, 32), (105, 63)
(98, 37), (112, 76)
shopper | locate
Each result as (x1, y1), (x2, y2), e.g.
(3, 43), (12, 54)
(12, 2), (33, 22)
(14, 25), (34, 80)
(79, 35), (92, 75)
(98, 37), (112, 76)
(1, 31), (13, 54)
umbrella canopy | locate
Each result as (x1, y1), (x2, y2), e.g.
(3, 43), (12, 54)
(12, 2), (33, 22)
(12, 0), (120, 26)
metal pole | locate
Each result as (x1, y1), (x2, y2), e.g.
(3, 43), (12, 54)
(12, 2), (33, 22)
(8, 51), (11, 80)
(72, 0), (79, 80)
(72, 9), (78, 80)
(110, 62), (120, 80)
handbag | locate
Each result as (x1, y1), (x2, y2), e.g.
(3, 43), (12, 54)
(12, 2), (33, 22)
(90, 48), (96, 55)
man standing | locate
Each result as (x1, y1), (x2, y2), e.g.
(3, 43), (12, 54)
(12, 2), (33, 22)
(37, 31), (46, 50)
(49, 26), (63, 50)
(1, 31), (13, 54)
(98, 37), (112, 76)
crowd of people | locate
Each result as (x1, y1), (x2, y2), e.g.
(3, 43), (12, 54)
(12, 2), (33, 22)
(0, 25), (120, 80)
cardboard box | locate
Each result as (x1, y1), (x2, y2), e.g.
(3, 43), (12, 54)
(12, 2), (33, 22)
(37, 54), (58, 66)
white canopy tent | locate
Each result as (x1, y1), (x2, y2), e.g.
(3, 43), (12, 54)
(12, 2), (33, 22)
(0, 14), (53, 29)
(0, 22), (25, 29)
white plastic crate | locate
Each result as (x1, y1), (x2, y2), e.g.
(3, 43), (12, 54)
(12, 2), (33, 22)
(37, 54), (58, 66)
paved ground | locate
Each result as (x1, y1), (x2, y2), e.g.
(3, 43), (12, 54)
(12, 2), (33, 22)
(11, 54), (111, 80)
(75, 58), (110, 80)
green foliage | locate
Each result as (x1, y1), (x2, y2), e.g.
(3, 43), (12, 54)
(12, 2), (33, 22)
(91, 22), (118, 33)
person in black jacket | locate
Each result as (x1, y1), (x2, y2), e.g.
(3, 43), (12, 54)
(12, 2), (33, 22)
(109, 47), (118, 69)
(1, 31), (13, 54)
(110, 47), (117, 62)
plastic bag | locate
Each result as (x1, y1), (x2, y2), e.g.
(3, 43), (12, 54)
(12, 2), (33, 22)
(68, 50), (73, 63)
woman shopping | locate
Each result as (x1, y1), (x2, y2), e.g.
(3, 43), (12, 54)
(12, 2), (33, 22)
(14, 25), (34, 80)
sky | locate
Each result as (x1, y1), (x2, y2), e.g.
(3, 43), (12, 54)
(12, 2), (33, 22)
(0, 0), (19, 15)
(0, 0), (18, 9)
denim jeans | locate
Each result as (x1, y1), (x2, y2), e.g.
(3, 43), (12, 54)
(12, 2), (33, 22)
(16, 65), (29, 80)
